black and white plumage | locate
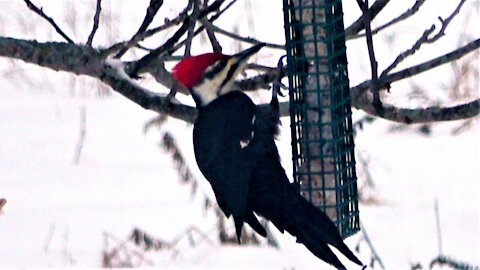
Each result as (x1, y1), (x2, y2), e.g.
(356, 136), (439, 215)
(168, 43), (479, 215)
(172, 43), (363, 269)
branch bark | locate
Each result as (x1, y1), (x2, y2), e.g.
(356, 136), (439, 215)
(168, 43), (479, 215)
(86, 0), (102, 46)
(114, 0), (164, 58)
(1, 35), (479, 124)
(345, 0), (390, 39)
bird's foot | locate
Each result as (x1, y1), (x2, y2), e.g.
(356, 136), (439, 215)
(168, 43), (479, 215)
(272, 55), (288, 99)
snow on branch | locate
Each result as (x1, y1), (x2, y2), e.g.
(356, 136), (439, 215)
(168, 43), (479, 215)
(0, 0), (479, 124)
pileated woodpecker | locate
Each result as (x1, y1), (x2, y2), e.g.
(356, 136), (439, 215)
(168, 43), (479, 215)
(171, 43), (363, 269)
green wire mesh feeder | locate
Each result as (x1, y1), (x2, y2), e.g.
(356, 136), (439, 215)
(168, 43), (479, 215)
(282, 0), (360, 238)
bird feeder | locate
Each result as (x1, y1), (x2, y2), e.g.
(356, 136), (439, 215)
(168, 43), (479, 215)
(283, 0), (360, 238)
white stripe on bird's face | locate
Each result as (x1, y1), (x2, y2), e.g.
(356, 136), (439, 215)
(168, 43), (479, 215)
(192, 57), (249, 107)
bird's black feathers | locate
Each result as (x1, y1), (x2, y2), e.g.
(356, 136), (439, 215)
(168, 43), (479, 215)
(193, 91), (261, 240)
(192, 90), (362, 269)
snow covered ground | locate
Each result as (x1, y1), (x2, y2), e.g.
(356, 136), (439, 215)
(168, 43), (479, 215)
(1, 86), (479, 269)
(1, 0), (479, 269)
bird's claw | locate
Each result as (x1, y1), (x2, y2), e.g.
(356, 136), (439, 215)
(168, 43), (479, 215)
(272, 55), (287, 99)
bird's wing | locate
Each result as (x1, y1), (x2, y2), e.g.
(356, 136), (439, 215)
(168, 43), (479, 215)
(193, 91), (257, 219)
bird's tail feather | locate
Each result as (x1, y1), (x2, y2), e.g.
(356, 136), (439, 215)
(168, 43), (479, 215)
(284, 194), (363, 268)
(297, 227), (347, 269)
(300, 199), (363, 266)
(246, 211), (267, 237)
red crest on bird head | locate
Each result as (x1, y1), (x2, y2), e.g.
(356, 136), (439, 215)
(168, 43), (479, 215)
(172, 53), (228, 88)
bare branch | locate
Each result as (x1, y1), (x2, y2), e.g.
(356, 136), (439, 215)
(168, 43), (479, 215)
(378, 0), (468, 80)
(1, 35), (479, 125)
(380, 25), (436, 77)
(356, 0), (383, 113)
(86, 0), (102, 46)
(101, 5), (191, 57)
(353, 38), (480, 95)
(0, 37), (102, 76)
(425, 0), (466, 43)
(114, 0), (164, 58)
(273, 94), (480, 124)
(23, 0), (75, 44)
(352, 0), (427, 40)
(201, 18), (223, 52)
(235, 66), (286, 91)
(184, 0), (200, 57)
(100, 64), (197, 123)
(126, 0), (225, 78)
(205, 21), (284, 50)
(353, 95), (480, 124)
(0, 198), (6, 212)
(167, 0), (238, 55)
(345, 0), (390, 39)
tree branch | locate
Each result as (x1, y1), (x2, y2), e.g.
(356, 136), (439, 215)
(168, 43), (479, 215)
(101, 4), (191, 57)
(100, 62), (197, 122)
(201, 18), (223, 52)
(352, 0), (427, 40)
(126, 0), (225, 78)
(353, 96), (480, 124)
(114, 0), (164, 58)
(0, 37), (101, 75)
(380, 0), (466, 78)
(86, 0), (102, 46)
(426, 0), (466, 44)
(184, 0), (201, 57)
(380, 25), (436, 77)
(2, 35), (479, 124)
(356, 0), (383, 113)
(353, 38), (480, 95)
(206, 21), (284, 50)
(167, 0), (238, 56)
(23, 0), (75, 44)
(345, 0), (391, 39)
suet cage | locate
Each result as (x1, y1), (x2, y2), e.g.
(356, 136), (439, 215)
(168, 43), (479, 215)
(283, 0), (360, 238)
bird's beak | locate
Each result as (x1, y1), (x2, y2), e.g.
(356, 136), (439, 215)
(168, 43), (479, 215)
(233, 43), (266, 62)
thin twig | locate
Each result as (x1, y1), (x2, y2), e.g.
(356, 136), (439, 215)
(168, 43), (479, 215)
(380, 25), (436, 77)
(102, 4), (191, 57)
(206, 21), (284, 50)
(184, 0), (200, 57)
(127, 0), (225, 78)
(0, 198), (6, 212)
(345, 0), (390, 39)
(23, 0), (74, 44)
(114, 0), (164, 58)
(434, 199), (443, 256)
(73, 105), (87, 165)
(353, 0), (427, 40)
(353, 38), (480, 95)
(200, 0), (222, 52)
(381, 0), (466, 77)
(360, 222), (385, 270)
(425, 0), (466, 44)
(201, 18), (222, 52)
(201, 18), (223, 52)
(246, 63), (277, 73)
(43, 223), (56, 252)
(429, 255), (480, 269)
(356, 0), (383, 113)
(86, 0), (102, 46)
(168, 0), (238, 55)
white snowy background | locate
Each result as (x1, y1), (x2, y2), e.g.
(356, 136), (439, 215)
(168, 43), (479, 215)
(0, 0), (479, 269)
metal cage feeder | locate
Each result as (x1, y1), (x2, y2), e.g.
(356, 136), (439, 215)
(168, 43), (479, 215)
(283, 0), (360, 238)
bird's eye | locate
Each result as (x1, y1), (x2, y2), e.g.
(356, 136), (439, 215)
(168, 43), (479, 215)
(203, 59), (228, 80)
